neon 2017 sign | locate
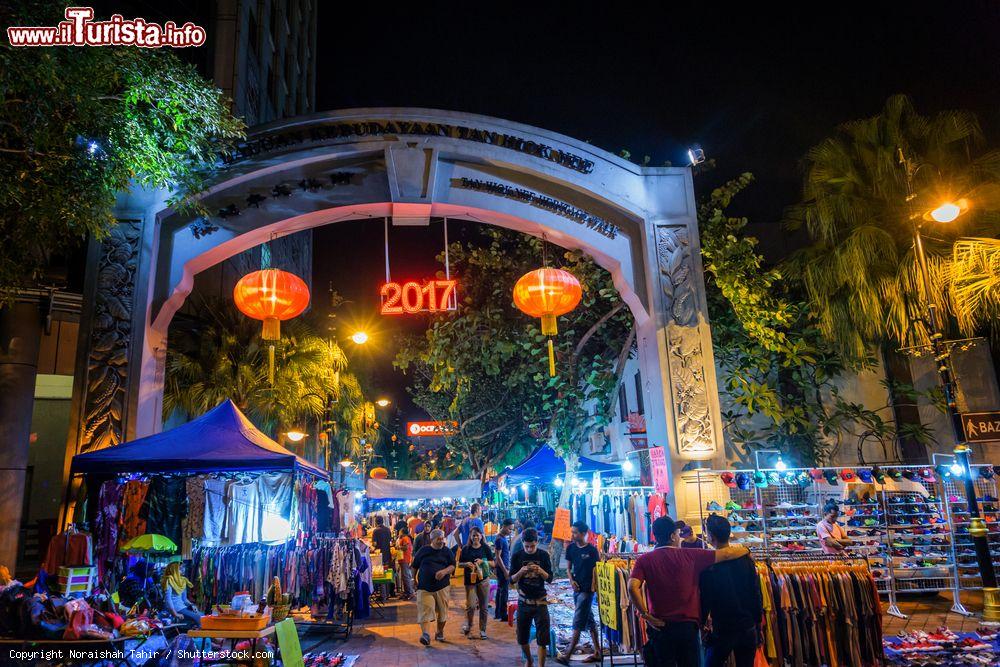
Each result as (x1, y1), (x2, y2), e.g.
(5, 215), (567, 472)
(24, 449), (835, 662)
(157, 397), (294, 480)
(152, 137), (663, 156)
(380, 279), (457, 315)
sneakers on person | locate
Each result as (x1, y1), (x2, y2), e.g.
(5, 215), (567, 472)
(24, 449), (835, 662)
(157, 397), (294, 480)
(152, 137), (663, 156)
(435, 632), (446, 642)
(554, 654), (571, 665)
(480, 631), (488, 640)
(420, 632), (431, 646)
(461, 624), (470, 636)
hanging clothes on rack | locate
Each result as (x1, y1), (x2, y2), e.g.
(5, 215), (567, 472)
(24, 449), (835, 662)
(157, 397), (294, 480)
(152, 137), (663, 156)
(119, 479), (149, 544)
(758, 558), (883, 667)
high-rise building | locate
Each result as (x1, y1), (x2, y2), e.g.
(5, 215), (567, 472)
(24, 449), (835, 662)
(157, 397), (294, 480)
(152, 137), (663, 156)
(211, 0), (318, 126)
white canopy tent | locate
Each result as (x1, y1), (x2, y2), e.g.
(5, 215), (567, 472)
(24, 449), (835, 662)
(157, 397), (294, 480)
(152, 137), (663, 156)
(365, 478), (482, 500)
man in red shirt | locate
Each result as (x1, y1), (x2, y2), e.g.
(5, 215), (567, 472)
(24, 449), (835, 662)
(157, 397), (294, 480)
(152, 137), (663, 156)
(628, 516), (749, 666)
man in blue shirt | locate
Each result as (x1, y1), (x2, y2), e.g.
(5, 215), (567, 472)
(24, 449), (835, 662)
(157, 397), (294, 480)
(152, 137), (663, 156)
(493, 518), (514, 620)
(459, 503), (485, 545)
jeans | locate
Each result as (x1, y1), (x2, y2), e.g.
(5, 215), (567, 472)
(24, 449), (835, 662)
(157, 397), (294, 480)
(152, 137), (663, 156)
(494, 573), (509, 621)
(398, 562), (414, 597)
(704, 626), (758, 667)
(642, 621), (700, 667)
(176, 606), (203, 628)
(465, 580), (490, 632)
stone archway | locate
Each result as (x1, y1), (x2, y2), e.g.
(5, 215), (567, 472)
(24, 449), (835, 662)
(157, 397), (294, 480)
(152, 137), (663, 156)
(67, 108), (724, 517)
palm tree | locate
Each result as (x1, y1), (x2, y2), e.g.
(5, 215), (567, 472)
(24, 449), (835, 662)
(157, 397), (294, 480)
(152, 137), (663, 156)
(783, 95), (1000, 361)
(163, 297), (349, 437)
(952, 237), (1000, 336)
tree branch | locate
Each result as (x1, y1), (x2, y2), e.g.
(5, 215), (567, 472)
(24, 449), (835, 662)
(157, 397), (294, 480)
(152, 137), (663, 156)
(571, 302), (626, 367)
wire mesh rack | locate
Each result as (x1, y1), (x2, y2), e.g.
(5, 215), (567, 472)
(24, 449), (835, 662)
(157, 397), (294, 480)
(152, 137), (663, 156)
(941, 465), (1000, 593)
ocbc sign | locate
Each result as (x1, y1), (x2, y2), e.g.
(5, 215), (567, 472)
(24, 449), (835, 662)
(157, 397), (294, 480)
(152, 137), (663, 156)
(407, 421), (458, 437)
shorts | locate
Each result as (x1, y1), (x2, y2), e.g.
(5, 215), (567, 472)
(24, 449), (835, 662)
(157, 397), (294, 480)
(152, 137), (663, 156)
(416, 587), (450, 624)
(516, 601), (550, 646)
(572, 592), (595, 631)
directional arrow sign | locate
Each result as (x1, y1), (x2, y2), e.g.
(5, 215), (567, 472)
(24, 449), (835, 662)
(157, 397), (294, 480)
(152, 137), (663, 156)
(961, 411), (1000, 443)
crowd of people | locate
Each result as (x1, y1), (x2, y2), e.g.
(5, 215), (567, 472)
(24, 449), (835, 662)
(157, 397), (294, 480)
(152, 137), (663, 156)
(362, 502), (771, 667)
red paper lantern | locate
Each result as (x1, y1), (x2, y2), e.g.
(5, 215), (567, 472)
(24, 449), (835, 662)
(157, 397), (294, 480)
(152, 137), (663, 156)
(233, 269), (310, 340)
(513, 268), (582, 376)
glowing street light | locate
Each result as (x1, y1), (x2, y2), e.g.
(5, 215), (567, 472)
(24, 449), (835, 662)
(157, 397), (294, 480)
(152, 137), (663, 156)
(339, 458), (353, 468)
(924, 199), (970, 224)
(350, 331), (369, 345)
(375, 398), (391, 407)
(285, 430), (306, 442)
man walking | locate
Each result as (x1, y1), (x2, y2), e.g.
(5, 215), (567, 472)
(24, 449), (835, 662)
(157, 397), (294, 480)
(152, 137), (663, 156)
(411, 529), (456, 646)
(459, 502), (486, 545)
(555, 521), (601, 665)
(511, 528), (553, 667)
(700, 514), (762, 667)
(627, 516), (749, 666)
(493, 518), (514, 621)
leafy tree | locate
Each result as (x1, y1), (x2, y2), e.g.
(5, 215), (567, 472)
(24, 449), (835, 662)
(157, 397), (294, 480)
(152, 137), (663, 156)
(701, 174), (936, 465)
(782, 94), (1000, 361)
(395, 227), (634, 481)
(951, 238), (1000, 337)
(0, 0), (244, 292)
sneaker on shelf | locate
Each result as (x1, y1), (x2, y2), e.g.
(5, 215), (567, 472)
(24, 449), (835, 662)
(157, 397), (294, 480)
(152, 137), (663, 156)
(707, 501), (724, 511)
(725, 501), (742, 511)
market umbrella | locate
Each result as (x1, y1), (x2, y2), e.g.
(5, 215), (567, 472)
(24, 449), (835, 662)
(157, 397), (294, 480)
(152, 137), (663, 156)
(120, 534), (178, 554)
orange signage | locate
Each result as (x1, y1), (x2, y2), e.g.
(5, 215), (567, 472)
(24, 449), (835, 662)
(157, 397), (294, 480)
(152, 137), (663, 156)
(406, 421), (459, 437)
(552, 507), (572, 541)
(381, 279), (457, 315)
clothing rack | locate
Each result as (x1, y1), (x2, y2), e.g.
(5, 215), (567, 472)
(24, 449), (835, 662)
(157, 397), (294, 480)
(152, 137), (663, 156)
(296, 536), (360, 641)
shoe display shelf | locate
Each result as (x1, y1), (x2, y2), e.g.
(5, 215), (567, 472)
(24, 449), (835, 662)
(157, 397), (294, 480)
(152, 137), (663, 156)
(940, 466), (1000, 593)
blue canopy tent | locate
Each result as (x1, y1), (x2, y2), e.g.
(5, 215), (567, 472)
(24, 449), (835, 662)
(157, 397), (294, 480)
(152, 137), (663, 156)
(502, 445), (619, 485)
(70, 399), (328, 479)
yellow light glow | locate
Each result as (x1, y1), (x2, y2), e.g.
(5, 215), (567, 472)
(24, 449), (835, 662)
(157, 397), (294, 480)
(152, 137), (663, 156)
(375, 398), (390, 407)
(285, 430), (306, 442)
(339, 458), (353, 468)
(350, 331), (369, 344)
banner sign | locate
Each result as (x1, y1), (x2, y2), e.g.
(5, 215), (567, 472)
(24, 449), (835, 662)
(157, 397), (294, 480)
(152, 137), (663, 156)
(552, 507), (571, 541)
(596, 562), (618, 630)
(381, 278), (457, 314)
(649, 446), (670, 493)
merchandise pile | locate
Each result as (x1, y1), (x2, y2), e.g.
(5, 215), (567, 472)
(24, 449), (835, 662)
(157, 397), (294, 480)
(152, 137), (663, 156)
(884, 626), (998, 665)
(302, 652), (357, 667)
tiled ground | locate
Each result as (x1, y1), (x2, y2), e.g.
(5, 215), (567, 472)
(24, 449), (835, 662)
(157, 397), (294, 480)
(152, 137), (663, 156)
(300, 587), (528, 667)
(883, 590), (999, 635)
(300, 589), (1000, 665)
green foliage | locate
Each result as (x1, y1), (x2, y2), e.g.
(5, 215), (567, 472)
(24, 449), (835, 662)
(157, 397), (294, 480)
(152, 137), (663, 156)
(782, 94), (1000, 360)
(703, 174), (935, 465)
(395, 227), (634, 480)
(163, 298), (362, 448)
(0, 0), (244, 291)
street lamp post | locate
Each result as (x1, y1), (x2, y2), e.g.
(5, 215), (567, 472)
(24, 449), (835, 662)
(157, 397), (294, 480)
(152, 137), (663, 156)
(901, 151), (1000, 619)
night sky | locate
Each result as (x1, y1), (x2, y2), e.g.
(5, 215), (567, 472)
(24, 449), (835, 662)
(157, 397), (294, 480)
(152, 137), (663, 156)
(311, 3), (1000, 419)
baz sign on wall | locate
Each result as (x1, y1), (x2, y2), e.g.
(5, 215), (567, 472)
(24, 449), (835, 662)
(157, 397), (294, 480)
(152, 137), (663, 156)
(962, 411), (1000, 443)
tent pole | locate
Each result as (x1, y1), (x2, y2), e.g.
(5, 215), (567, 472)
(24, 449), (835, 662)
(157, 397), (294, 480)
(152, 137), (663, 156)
(59, 472), (78, 530)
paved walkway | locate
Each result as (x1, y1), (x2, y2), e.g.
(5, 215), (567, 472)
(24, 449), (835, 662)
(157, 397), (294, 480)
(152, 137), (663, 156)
(300, 587), (528, 666)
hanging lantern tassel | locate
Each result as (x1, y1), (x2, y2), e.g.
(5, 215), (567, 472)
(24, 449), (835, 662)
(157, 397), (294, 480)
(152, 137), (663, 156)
(513, 268), (582, 379)
(268, 344), (276, 385)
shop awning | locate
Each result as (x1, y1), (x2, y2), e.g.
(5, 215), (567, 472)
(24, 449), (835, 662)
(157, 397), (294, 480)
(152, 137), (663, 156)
(70, 399), (328, 479)
(502, 445), (620, 485)
(366, 478), (482, 500)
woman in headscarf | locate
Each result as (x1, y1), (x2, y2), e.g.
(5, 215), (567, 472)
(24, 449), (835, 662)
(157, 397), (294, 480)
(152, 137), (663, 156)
(162, 561), (202, 627)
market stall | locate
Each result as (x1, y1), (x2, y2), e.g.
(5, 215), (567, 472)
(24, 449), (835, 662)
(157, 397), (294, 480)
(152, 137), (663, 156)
(692, 462), (1000, 621)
